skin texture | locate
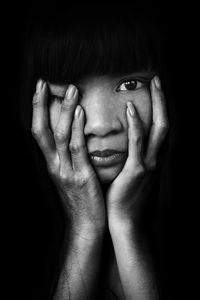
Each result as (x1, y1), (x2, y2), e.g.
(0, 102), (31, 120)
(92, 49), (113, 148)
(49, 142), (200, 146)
(32, 73), (169, 299)
(48, 73), (153, 183)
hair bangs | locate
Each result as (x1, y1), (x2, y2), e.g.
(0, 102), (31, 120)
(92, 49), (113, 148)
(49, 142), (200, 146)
(32, 14), (162, 84)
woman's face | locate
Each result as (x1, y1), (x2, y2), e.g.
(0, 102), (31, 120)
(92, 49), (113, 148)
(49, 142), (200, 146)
(48, 72), (153, 183)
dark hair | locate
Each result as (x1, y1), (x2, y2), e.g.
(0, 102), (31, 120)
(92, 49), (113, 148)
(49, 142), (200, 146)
(30, 14), (163, 83)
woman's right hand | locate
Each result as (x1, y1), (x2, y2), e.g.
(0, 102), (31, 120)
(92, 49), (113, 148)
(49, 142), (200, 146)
(31, 80), (106, 236)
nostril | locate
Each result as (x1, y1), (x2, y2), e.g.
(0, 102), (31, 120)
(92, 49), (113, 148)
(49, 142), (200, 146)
(84, 119), (123, 137)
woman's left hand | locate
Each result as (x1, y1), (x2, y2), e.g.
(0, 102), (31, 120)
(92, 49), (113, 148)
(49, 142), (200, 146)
(106, 76), (169, 226)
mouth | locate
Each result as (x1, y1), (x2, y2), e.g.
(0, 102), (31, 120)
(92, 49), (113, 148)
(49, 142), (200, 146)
(89, 149), (127, 167)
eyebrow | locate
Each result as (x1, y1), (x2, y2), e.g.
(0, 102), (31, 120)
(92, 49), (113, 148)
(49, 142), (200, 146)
(48, 83), (68, 97)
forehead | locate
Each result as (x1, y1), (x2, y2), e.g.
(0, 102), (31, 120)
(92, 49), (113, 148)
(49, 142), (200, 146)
(48, 70), (154, 95)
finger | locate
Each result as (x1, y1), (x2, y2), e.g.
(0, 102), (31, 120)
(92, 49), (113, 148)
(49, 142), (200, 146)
(32, 79), (57, 165)
(123, 101), (144, 175)
(70, 105), (92, 172)
(54, 84), (79, 172)
(145, 76), (169, 169)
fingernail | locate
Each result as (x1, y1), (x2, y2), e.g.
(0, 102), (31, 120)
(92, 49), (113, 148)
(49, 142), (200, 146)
(154, 76), (161, 89)
(75, 105), (82, 119)
(127, 101), (135, 117)
(36, 79), (44, 93)
(65, 85), (76, 100)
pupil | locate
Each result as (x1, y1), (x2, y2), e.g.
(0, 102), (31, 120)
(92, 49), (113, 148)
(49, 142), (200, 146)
(125, 81), (136, 90)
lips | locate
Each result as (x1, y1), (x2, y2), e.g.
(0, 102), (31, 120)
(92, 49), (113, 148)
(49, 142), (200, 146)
(89, 149), (127, 167)
(90, 149), (124, 157)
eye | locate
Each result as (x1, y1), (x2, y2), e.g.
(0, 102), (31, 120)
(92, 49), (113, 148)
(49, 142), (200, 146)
(116, 79), (143, 92)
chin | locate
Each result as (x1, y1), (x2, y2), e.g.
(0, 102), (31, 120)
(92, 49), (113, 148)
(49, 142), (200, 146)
(94, 163), (124, 184)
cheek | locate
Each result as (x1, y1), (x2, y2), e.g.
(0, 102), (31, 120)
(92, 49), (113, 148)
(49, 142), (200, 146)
(132, 89), (152, 134)
(49, 101), (62, 131)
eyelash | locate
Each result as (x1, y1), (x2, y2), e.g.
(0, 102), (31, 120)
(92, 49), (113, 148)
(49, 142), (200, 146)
(116, 78), (149, 92)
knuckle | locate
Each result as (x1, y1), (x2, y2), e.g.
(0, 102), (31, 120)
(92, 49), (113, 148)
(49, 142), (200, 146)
(47, 164), (58, 177)
(81, 169), (91, 180)
(61, 99), (75, 112)
(69, 142), (80, 154)
(32, 93), (39, 105)
(31, 126), (43, 139)
(47, 156), (59, 177)
(133, 135), (142, 147)
(58, 169), (94, 189)
(59, 171), (69, 182)
(59, 172), (87, 187)
(134, 164), (146, 177)
(74, 174), (88, 187)
(82, 168), (95, 181)
(54, 129), (67, 143)
(58, 168), (72, 183)
(128, 162), (146, 179)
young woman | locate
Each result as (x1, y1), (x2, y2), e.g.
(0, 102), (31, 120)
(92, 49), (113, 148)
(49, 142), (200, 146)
(20, 7), (175, 300)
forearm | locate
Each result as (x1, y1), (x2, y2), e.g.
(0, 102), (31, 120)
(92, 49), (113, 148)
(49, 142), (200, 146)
(52, 224), (105, 300)
(109, 219), (159, 300)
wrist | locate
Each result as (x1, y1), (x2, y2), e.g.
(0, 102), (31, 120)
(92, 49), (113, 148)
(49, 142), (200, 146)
(108, 213), (145, 237)
(67, 218), (106, 241)
(108, 199), (145, 222)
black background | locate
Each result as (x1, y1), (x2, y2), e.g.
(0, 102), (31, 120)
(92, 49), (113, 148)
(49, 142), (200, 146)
(2, 1), (199, 299)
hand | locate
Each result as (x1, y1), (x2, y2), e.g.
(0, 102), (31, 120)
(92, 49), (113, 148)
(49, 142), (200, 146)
(106, 76), (169, 226)
(31, 80), (106, 236)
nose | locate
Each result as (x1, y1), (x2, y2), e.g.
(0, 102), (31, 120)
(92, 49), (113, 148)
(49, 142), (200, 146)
(83, 90), (123, 137)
